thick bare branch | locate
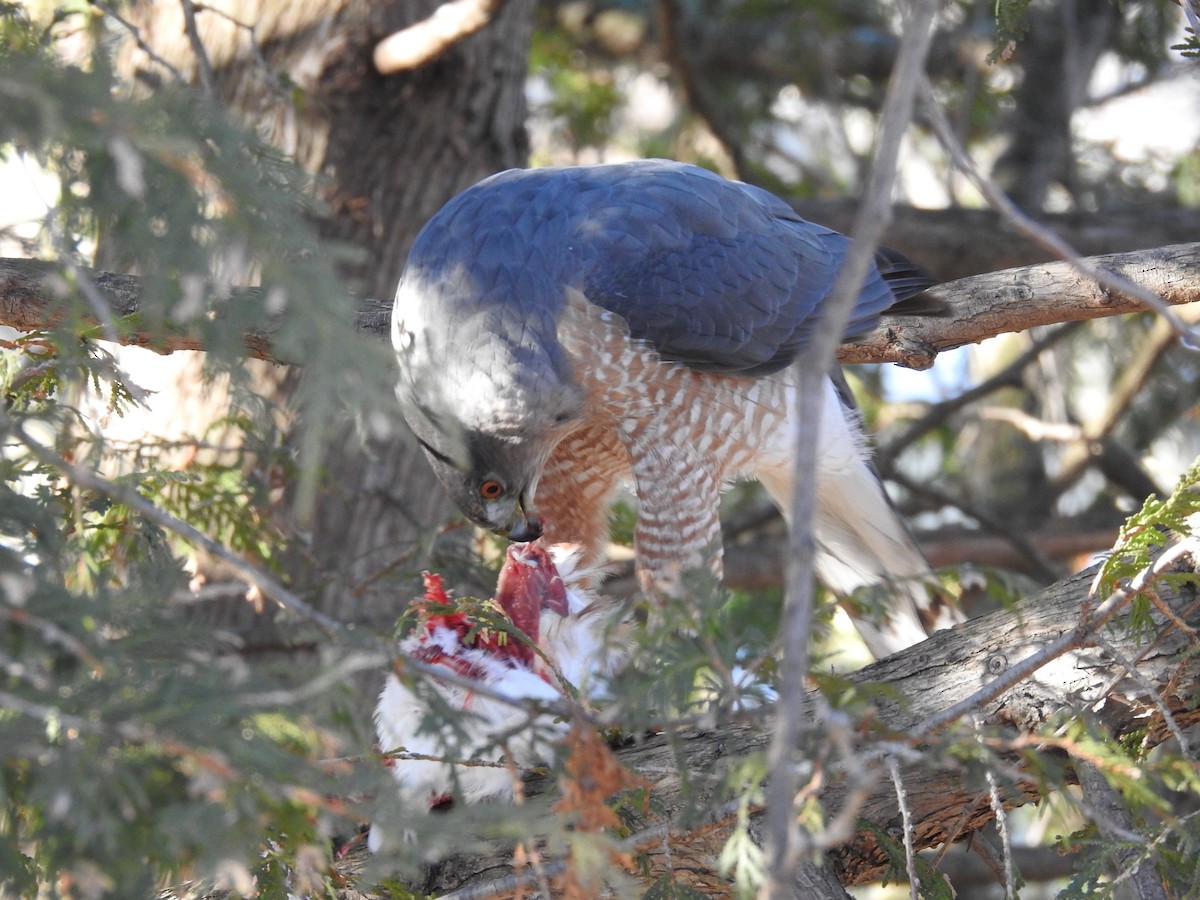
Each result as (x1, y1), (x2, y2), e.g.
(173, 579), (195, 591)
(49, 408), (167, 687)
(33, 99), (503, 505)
(4, 244), (1198, 369)
(841, 242), (1200, 368)
(0, 257), (283, 360)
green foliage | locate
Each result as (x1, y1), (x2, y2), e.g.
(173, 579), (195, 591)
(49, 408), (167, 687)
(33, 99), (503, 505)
(0, 527), (354, 895)
(1050, 713), (1200, 899)
(1004, 681), (1200, 898)
(608, 567), (777, 729)
(1095, 457), (1200, 636)
(0, 5), (401, 895)
(1, 5), (396, 512)
(1172, 26), (1200, 60)
(717, 754), (767, 897)
(861, 820), (957, 899)
(530, 25), (623, 158)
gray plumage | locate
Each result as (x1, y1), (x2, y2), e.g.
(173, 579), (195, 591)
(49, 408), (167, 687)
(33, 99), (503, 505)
(400, 159), (933, 378)
(393, 160), (953, 656)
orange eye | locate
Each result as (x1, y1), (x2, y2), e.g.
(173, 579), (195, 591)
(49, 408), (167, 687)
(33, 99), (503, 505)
(479, 480), (505, 500)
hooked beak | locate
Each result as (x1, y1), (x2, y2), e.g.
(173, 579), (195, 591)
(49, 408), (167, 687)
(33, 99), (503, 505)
(504, 489), (543, 542)
(507, 511), (543, 542)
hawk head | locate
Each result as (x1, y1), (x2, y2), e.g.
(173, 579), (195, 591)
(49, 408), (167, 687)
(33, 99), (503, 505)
(393, 276), (583, 542)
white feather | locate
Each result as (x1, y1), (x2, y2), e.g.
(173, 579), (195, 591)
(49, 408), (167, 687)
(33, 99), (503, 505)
(369, 544), (625, 852)
(755, 377), (938, 657)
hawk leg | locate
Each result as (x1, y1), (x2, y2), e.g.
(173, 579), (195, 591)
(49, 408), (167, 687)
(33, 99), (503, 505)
(622, 418), (724, 600)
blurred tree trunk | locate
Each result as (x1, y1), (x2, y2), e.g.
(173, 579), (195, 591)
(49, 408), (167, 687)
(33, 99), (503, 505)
(990, 0), (1123, 211)
(104, 0), (533, 635)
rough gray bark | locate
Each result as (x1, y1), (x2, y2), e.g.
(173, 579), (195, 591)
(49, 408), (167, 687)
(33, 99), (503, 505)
(6, 242), (1199, 369)
(840, 242), (1200, 369)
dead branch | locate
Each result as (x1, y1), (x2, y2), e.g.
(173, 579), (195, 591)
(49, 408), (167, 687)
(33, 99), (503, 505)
(3, 244), (1199, 370)
(373, 0), (506, 73)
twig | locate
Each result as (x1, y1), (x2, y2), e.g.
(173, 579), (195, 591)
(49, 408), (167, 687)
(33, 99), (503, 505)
(1109, 809), (1200, 896)
(0, 650), (49, 690)
(876, 323), (1079, 470)
(179, 0), (219, 101)
(89, 1), (188, 84)
(47, 222), (122, 346)
(1180, 0), (1200, 39)
(1049, 304), (1200, 497)
(0, 606), (106, 675)
(763, 0), (941, 893)
(928, 792), (992, 871)
(0, 688), (116, 737)
(887, 469), (1060, 582)
(813, 704), (886, 850)
(1090, 633), (1192, 756)
(1142, 587), (1200, 642)
(979, 406), (1085, 442)
(918, 75), (1200, 349)
(191, 2), (294, 101)
(984, 768), (1015, 900)
(240, 651), (386, 706)
(438, 799), (744, 899)
(886, 757), (919, 900)
(379, 750), (530, 770)
(5, 411), (347, 636)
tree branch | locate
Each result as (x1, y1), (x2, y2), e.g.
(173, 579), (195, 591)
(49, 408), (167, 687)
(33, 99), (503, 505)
(764, 0), (940, 892)
(3, 410), (350, 637)
(4, 245), (1198, 369)
(1047, 302), (1200, 498)
(373, 0), (506, 73)
(841, 242), (1200, 369)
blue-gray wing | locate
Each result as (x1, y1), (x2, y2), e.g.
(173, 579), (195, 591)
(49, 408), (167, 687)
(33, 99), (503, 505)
(405, 160), (935, 376)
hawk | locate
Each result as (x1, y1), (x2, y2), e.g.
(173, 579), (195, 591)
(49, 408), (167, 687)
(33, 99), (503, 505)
(393, 160), (947, 656)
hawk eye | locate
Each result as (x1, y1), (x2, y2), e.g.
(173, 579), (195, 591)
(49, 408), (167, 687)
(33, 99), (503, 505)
(479, 479), (505, 500)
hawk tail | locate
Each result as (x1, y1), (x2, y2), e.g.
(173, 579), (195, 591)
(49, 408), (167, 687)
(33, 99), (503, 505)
(811, 463), (953, 658)
(762, 374), (962, 659)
